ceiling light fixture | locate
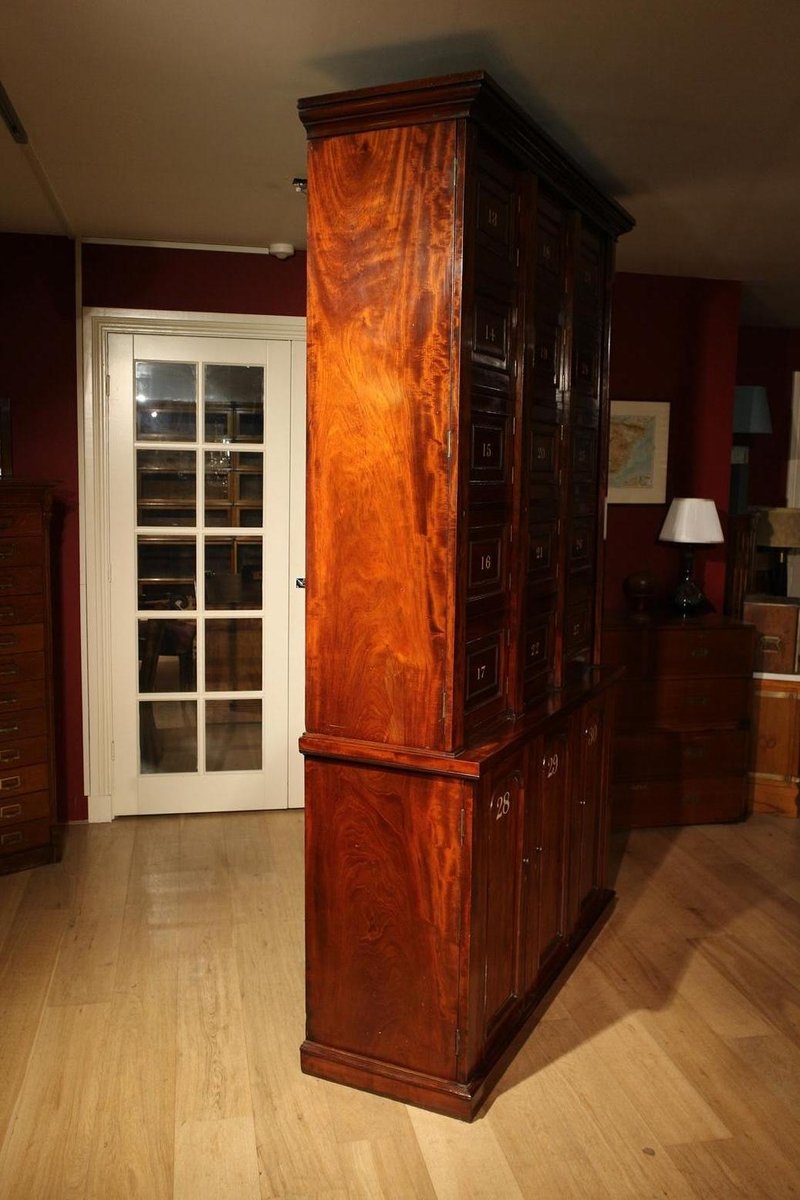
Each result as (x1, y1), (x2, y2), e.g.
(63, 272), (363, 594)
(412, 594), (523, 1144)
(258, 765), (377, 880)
(268, 242), (295, 259)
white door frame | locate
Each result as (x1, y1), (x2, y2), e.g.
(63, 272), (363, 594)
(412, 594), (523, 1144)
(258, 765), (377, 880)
(80, 308), (306, 822)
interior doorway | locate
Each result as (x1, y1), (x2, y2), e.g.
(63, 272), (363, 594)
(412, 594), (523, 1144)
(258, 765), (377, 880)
(81, 312), (306, 819)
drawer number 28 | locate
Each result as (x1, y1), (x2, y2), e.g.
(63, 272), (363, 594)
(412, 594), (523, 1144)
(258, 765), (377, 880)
(493, 790), (512, 820)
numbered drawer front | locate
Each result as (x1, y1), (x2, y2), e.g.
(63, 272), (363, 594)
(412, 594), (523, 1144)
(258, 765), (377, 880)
(0, 817), (51, 857)
(572, 331), (599, 396)
(531, 316), (560, 390)
(0, 624), (44, 656)
(529, 422), (559, 483)
(611, 776), (747, 830)
(473, 296), (512, 370)
(613, 729), (749, 781)
(535, 194), (566, 281)
(0, 734), (48, 772)
(0, 596), (45, 626)
(465, 632), (504, 709)
(0, 708), (47, 745)
(470, 415), (509, 485)
(0, 761), (48, 798)
(652, 629), (755, 677)
(467, 530), (506, 599)
(0, 789), (50, 825)
(0, 536), (44, 568)
(0, 564), (44, 597)
(564, 602), (593, 658)
(476, 173), (516, 264)
(0, 652), (45, 688)
(0, 509), (43, 537)
(571, 427), (597, 480)
(0, 679), (47, 715)
(568, 520), (594, 573)
(618, 678), (751, 730)
(523, 608), (555, 681)
(527, 522), (558, 589)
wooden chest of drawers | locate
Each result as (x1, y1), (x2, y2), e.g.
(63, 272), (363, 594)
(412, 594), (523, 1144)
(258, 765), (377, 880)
(0, 485), (57, 873)
(603, 613), (755, 829)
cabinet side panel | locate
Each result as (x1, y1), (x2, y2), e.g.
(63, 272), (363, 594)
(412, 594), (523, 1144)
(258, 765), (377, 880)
(305, 123), (459, 749)
(304, 759), (466, 1081)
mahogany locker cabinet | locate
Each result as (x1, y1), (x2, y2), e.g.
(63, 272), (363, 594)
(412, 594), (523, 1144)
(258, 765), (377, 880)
(298, 71), (634, 1120)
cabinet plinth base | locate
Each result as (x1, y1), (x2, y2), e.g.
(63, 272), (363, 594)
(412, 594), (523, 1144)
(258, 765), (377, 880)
(301, 889), (615, 1121)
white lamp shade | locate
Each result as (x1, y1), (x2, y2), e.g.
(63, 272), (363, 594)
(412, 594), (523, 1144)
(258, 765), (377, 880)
(659, 498), (724, 544)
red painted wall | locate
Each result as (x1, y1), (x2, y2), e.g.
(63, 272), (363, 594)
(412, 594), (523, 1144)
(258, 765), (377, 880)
(736, 326), (800, 507)
(605, 273), (742, 615)
(81, 243), (307, 314)
(0, 234), (83, 821)
(1, 234), (307, 823)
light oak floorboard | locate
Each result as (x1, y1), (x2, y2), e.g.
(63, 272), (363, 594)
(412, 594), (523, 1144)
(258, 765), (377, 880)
(0, 811), (799, 1198)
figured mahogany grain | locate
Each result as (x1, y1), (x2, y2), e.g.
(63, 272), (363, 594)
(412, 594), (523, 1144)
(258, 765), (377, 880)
(305, 122), (460, 751)
(304, 760), (467, 1081)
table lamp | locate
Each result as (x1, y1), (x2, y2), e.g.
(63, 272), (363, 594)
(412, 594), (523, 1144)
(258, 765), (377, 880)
(659, 498), (724, 614)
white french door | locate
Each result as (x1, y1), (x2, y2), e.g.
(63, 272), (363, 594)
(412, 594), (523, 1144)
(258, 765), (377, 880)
(104, 329), (299, 815)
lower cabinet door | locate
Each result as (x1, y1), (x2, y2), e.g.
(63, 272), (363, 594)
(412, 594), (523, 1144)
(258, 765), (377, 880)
(569, 694), (610, 929)
(523, 721), (570, 989)
(479, 755), (525, 1044)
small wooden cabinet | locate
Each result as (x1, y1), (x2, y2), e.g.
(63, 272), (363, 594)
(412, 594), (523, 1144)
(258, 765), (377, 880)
(604, 613), (755, 829)
(298, 71), (633, 1119)
(748, 675), (800, 816)
(0, 485), (57, 873)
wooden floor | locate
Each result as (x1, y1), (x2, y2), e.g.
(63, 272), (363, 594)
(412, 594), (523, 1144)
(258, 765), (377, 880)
(0, 811), (799, 1199)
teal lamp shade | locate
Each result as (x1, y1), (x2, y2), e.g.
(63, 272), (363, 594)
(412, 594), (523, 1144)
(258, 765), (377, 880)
(733, 386), (772, 434)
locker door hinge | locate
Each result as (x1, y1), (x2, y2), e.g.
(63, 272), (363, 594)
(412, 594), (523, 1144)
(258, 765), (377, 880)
(442, 689), (448, 720)
(453, 158), (459, 190)
(455, 1027), (462, 1058)
(459, 807), (466, 845)
(105, 373), (110, 398)
(446, 429), (453, 460)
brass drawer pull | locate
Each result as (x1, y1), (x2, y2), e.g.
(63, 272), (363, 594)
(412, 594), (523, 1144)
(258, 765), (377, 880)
(0, 667), (18, 678)
(0, 698), (18, 707)
(0, 607), (15, 618)
(0, 776), (21, 791)
(0, 636), (16, 648)
(759, 635), (782, 654)
(0, 803), (21, 820)
(690, 647), (709, 658)
(1, 831), (23, 846)
(0, 546), (15, 560)
(686, 695), (709, 707)
(0, 724), (19, 735)
(0, 749), (20, 763)
(0, 583), (14, 592)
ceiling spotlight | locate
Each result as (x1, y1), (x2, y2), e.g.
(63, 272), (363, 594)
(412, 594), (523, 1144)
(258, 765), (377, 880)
(268, 242), (295, 259)
(292, 178), (308, 194)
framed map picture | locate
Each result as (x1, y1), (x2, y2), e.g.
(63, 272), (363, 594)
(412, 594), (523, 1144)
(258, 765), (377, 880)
(608, 400), (669, 504)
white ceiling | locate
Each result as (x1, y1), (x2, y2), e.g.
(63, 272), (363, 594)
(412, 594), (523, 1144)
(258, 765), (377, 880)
(2, 0), (800, 325)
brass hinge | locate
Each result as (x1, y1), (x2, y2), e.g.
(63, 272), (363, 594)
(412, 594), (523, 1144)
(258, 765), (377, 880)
(459, 807), (466, 845)
(446, 429), (453, 460)
(442, 689), (448, 720)
(455, 1027), (462, 1058)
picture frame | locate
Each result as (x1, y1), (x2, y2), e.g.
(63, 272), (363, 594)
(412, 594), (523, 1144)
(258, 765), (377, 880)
(0, 400), (11, 480)
(607, 400), (669, 504)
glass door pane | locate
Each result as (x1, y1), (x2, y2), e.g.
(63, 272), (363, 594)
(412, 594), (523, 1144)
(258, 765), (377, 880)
(134, 354), (265, 778)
